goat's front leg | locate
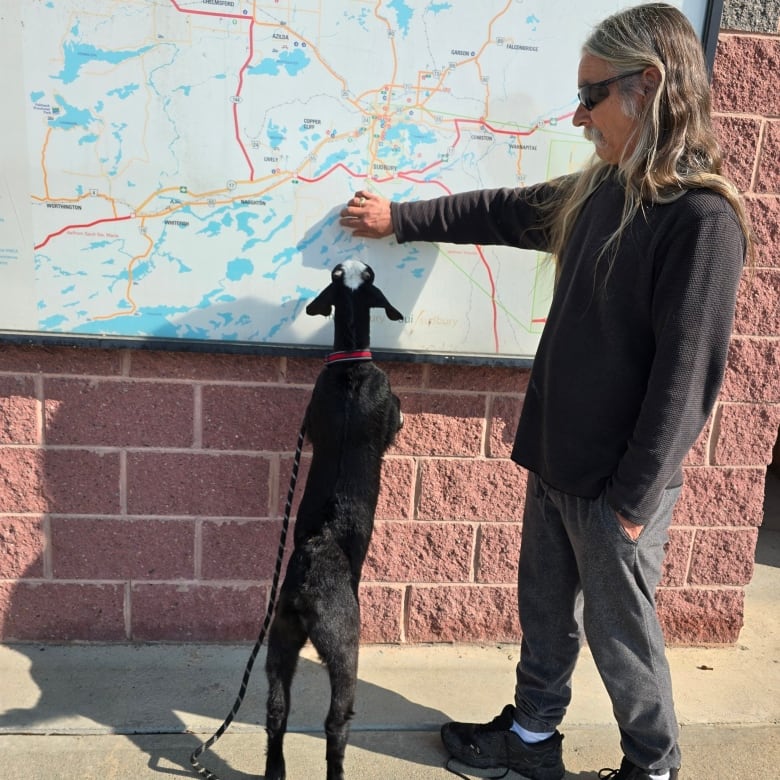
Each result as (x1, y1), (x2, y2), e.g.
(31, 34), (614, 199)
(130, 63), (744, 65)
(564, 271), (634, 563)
(265, 604), (306, 780)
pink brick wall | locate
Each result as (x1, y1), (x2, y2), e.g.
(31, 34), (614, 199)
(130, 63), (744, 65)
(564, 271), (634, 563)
(0, 28), (778, 645)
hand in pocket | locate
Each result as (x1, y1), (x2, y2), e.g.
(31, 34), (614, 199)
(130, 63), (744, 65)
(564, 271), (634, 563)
(616, 512), (644, 541)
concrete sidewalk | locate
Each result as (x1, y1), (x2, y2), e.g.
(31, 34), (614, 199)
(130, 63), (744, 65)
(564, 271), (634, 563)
(0, 524), (777, 779)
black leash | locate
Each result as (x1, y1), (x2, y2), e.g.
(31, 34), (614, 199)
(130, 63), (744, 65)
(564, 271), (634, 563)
(189, 421), (307, 780)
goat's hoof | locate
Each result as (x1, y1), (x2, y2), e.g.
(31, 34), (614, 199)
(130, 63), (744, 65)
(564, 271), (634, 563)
(264, 760), (285, 780)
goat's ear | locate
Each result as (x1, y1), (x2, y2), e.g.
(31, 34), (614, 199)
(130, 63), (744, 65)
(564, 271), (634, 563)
(368, 286), (404, 321)
(383, 303), (404, 321)
(306, 284), (335, 317)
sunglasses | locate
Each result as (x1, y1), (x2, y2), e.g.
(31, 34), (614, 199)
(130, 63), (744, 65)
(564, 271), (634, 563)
(577, 70), (645, 111)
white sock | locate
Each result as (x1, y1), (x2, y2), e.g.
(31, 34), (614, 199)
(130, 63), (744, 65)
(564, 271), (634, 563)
(509, 719), (554, 744)
(649, 773), (670, 780)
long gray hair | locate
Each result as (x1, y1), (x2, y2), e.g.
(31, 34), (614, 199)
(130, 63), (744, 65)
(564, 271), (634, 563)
(546, 2), (752, 272)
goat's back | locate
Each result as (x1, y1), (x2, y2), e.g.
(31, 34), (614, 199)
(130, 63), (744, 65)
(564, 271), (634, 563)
(293, 361), (401, 550)
(308, 362), (398, 449)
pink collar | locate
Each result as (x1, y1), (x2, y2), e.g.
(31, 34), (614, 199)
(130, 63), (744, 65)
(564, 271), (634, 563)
(325, 350), (373, 365)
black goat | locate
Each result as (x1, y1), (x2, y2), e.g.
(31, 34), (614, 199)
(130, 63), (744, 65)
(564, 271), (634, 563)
(264, 260), (404, 780)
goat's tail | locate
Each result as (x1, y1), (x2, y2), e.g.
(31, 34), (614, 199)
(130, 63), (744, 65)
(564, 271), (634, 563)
(189, 421), (306, 780)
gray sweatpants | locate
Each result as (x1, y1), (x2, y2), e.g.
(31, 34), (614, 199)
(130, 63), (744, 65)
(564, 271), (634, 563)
(514, 472), (681, 774)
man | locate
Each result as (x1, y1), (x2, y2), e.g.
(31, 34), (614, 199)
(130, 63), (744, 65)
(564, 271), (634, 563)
(339, 4), (751, 779)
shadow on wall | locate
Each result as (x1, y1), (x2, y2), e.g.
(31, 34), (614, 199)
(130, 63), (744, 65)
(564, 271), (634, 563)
(0, 360), (450, 777)
(141, 205), (439, 352)
(0, 219), (448, 778)
(763, 429), (780, 533)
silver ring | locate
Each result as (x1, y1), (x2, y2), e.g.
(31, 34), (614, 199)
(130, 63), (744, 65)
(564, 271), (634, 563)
(358, 196), (366, 206)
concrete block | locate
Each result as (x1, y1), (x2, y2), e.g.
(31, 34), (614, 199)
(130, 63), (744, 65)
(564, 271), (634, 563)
(201, 519), (287, 580)
(44, 379), (194, 447)
(407, 585), (520, 642)
(393, 392), (485, 457)
(734, 269), (780, 337)
(382, 360), (426, 390)
(376, 457), (415, 521)
(476, 523), (522, 584)
(662, 528), (695, 587)
(359, 585), (404, 642)
(129, 350), (281, 382)
(43, 449), (121, 515)
(722, 0), (780, 34)
(363, 521), (474, 583)
(131, 583), (266, 641)
(676, 467), (765, 526)
(487, 396), (523, 459)
(202, 385), (310, 451)
(721, 338), (780, 402)
(0, 448), (45, 513)
(428, 364), (527, 393)
(657, 587), (745, 643)
(688, 527), (759, 585)
(744, 195), (780, 268)
(0, 377), (38, 445)
(0, 516), (45, 578)
(0, 345), (121, 376)
(715, 403), (780, 465)
(50, 518), (195, 580)
(756, 120), (780, 193)
(713, 115), (761, 191)
(283, 356), (325, 385)
(713, 36), (780, 116)
(0, 581), (125, 641)
(126, 452), (269, 517)
(417, 459), (526, 522)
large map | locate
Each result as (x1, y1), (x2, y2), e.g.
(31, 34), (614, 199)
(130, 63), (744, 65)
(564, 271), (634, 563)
(0, 0), (706, 360)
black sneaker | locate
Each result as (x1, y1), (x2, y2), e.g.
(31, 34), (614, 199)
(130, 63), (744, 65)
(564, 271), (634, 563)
(599, 756), (680, 779)
(440, 704), (564, 780)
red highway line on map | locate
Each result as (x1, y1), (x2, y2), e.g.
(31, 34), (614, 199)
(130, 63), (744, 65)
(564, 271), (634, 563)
(235, 19), (256, 180)
(296, 162), (367, 184)
(474, 244), (499, 352)
(452, 111), (576, 146)
(169, 1), (255, 180)
(34, 215), (135, 250)
(397, 171), (451, 194)
(169, 0), (244, 21)
(297, 163), (398, 186)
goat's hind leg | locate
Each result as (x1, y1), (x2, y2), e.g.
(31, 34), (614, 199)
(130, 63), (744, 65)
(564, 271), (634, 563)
(309, 593), (360, 780)
(264, 600), (307, 780)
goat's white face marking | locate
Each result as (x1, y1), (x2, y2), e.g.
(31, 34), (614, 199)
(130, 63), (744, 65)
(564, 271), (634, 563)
(340, 259), (367, 290)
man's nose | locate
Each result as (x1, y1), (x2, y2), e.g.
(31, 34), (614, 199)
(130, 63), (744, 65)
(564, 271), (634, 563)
(572, 102), (590, 127)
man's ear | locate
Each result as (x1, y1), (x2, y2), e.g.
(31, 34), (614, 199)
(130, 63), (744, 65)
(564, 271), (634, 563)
(641, 66), (662, 97)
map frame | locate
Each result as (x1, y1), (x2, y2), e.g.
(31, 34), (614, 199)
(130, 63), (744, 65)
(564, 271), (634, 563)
(0, 0), (724, 366)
